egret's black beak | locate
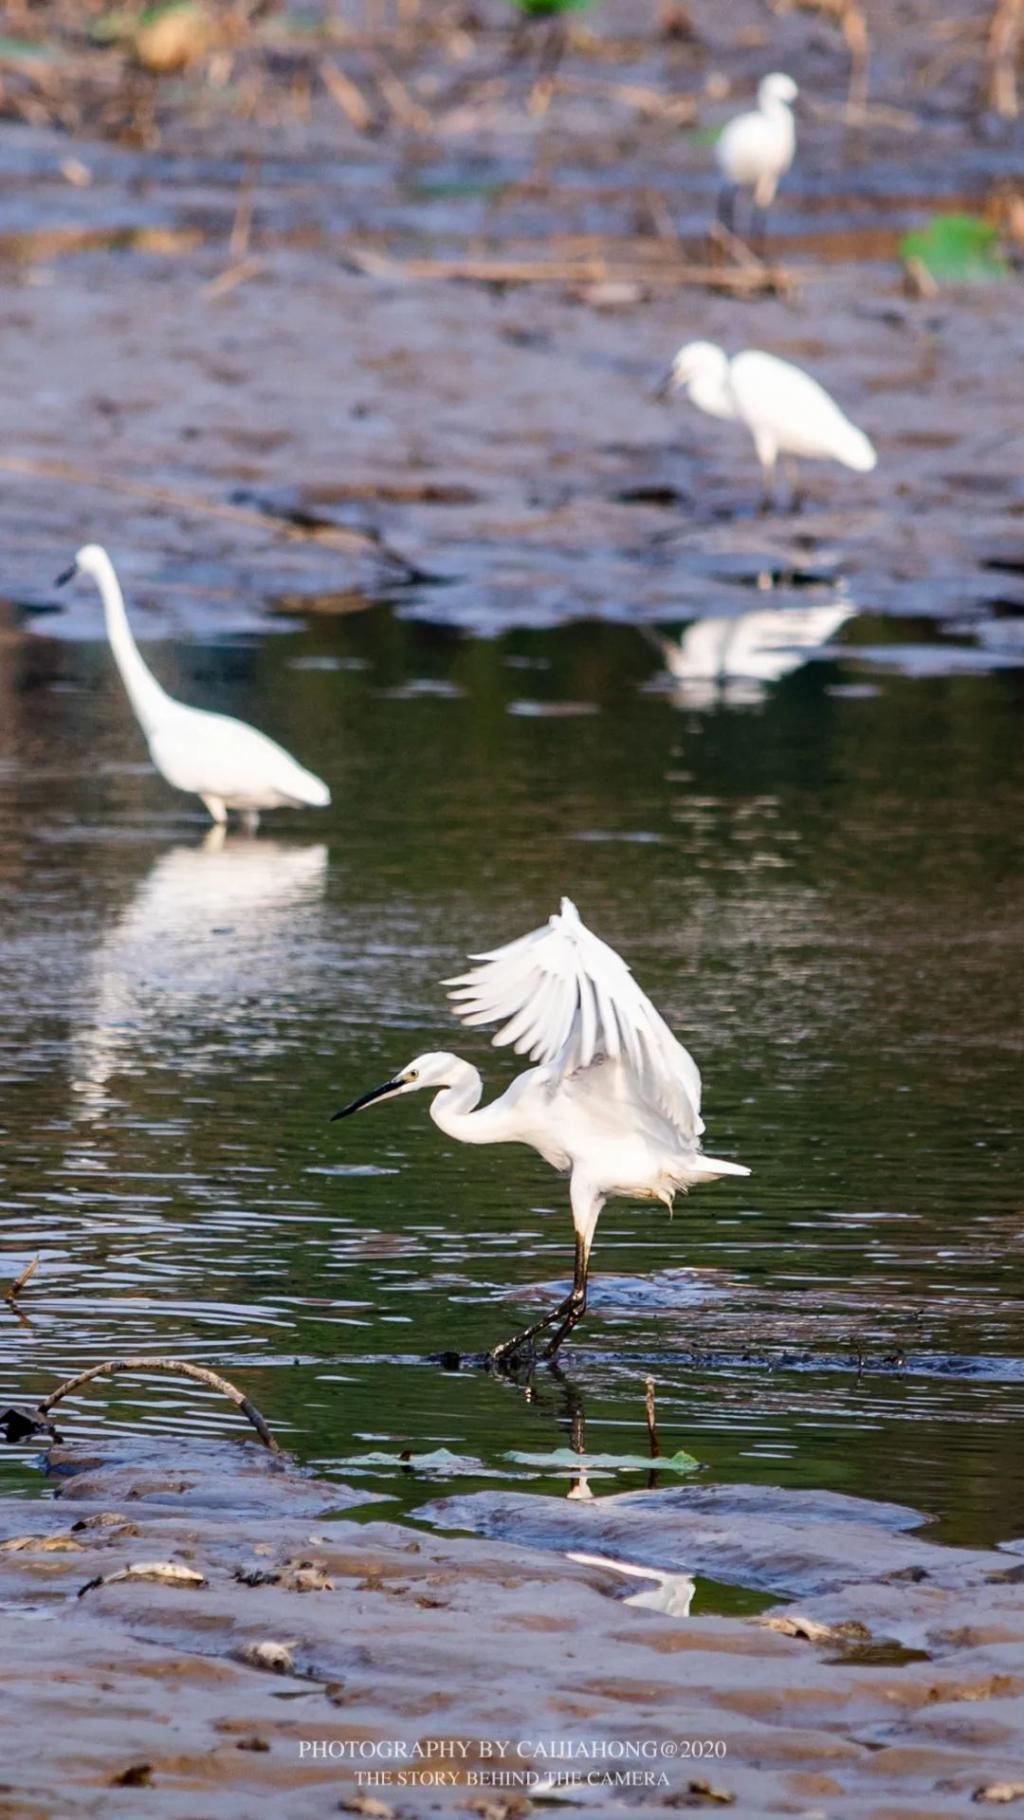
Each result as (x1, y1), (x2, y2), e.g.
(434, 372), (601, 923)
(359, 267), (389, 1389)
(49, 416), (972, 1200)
(652, 369), (676, 403)
(331, 1079), (403, 1121)
(54, 564), (77, 588)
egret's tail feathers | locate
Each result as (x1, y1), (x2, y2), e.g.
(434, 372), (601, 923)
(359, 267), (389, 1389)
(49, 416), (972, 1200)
(836, 425), (877, 473)
(299, 772), (331, 808)
(691, 1153), (751, 1180)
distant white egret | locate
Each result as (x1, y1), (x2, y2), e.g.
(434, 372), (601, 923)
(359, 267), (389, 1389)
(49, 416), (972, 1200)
(660, 342), (876, 509)
(333, 897), (749, 1365)
(57, 544), (331, 830)
(716, 72), (798, 241)
(657, 600), (856, 708)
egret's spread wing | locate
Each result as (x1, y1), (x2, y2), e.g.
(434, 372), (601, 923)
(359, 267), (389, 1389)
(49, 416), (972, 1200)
(445, 898), (704, 1140)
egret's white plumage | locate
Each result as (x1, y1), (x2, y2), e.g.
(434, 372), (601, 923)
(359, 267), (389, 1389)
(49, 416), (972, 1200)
(658, 600), (856, 707)
(664, 342), (876, 507)
(334, 898), (748, 1363)
(60, 544), (330, 829)
(716, 73), (798, 228)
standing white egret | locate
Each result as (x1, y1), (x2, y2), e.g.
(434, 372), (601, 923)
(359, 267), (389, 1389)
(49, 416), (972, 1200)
(332, 898), (749, 1365)
(716, 72), (798, 243)
(659, 342), (876, 510)
(56, 544), (330, 830)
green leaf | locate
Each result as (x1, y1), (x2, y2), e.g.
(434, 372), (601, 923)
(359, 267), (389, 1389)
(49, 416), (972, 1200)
(341, 1447), (479, 1471)
(503, 0), (601, 16)
(900, 212), (1008, 284)
(507, 1447), (699, 1473)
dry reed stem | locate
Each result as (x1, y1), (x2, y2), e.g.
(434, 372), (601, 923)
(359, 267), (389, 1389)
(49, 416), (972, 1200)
(342, 245), (794, 296)
(988, 0), (1024, 116)
(0, 455), (417, 576)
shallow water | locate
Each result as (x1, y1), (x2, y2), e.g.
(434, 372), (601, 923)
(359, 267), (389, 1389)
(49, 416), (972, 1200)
(1, 605), (1021, 1553)
(1, 0), (1024, 1583)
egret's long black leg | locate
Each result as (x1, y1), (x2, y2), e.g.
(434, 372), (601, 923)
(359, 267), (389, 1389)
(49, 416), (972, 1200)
(758, 464), (777, 515)
(538, 1233), (589, 1360)
(717, 184), (738, 235)
(784, 457), (804, 515)
(488, 1233), (590, 1370)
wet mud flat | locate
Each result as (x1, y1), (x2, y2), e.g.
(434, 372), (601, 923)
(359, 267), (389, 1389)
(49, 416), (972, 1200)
(3, 1436), (1024, 1817)
(2, 3), (1024, 641)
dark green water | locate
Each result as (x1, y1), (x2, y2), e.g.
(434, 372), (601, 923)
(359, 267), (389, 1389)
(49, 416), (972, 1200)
(1, 605), (1021, 1552)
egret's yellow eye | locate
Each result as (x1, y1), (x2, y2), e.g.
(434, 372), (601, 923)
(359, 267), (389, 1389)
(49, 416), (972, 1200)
(406, 1068), (419, 1082)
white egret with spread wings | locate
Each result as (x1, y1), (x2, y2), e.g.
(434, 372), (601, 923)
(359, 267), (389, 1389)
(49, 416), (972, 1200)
(333, 899), (749, 1365)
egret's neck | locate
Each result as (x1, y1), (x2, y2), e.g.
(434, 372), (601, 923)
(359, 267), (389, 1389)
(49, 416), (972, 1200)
(761, 95), (795, 153)
(91, 554), (171, 738)
(690, 362), (736, 422)
(428, 1060), (496, 1144)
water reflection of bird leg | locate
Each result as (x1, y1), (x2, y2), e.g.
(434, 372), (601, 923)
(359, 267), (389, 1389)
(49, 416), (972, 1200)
(488, 1233), (590, 1371)
(201, 822), (228, 853)
(240, 809), (261, 836)
(758, 462), (778, 515)
(539, 1360), (591, 1498)
(201, 793), (227, 826)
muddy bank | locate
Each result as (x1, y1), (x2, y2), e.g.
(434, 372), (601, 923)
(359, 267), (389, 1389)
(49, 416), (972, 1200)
(2, 1436), (1024, 1816)
(2, 5), (1024, 640)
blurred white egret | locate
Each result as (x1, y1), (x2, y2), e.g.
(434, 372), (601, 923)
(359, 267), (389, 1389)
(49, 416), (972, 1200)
(716, 73), (798, 241)
(661, 343), (876, 509)
(333, 897), (749, 1365)
(657, 600), (855, 708)
(57, 544), (330, 830)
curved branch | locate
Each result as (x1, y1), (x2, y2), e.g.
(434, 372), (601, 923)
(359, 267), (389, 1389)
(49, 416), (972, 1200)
(34, 1357), (280, 1453)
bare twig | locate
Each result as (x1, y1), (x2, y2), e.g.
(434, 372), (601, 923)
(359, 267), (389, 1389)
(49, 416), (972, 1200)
(0, 455), (420, 579)
(643, 188), (684, 249)
(34, 1357), (280, 1452)
(366, 53), (432, 131)
(4, 1257), (38, 1306)
(554, 74), (696, 126)
(228, 166), (257, 260)
(988, 0), (1024, 117)
(342, 246), (794, 296)
(203, 258), (265, 301)
(770, 0), (870, 114)
(644, 1377), (662, 1459)
(707, 218), (768, 271)
(321, 59), (376, 133)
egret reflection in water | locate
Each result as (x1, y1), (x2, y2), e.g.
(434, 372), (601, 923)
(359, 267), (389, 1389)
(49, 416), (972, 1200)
(71, 834), (328, 1115)
(654, 599), (855, 709)
(568, 1554), (696, 1617)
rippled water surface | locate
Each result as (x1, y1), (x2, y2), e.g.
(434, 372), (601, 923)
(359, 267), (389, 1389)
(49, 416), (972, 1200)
(1, 607), (1021, 1549)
